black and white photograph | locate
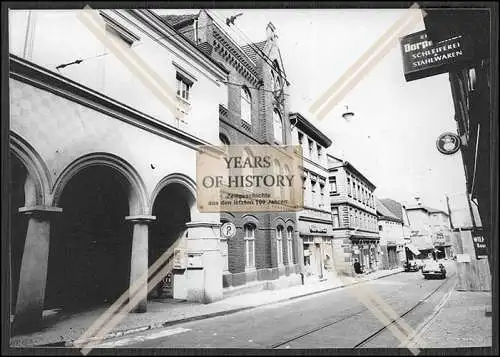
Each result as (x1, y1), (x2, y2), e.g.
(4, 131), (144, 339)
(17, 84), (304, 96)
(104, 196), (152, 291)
(2, 2), (498, 355)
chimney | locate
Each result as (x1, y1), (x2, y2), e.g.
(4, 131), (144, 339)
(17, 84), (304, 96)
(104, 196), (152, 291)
(266, 22), (277, 41)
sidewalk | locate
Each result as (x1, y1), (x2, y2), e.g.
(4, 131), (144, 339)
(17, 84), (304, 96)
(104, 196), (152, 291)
(415, 289), (492, 348)
(10, 267), (403, 348)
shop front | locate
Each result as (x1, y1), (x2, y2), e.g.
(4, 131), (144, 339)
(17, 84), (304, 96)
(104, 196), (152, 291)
(299, 220), (334, 280)
(351, 238), (380, 274)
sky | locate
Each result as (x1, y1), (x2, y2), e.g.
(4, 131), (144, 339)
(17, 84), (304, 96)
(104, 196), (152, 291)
(158, 8), (469, 212)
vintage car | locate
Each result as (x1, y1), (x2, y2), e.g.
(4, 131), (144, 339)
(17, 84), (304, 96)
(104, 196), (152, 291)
(404, 261), (420, 272)
(422, 261), (446, 279)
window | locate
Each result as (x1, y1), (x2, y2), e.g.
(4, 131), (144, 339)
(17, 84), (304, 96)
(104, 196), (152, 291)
(298, 132), (304, 146)
(317, 144), (322, 161)
(347, 177), (351, 195)
(332, 207), (340, 228)
(311, 180), (316, 207)
(350, 209), (354, 226)
(379, 225), (383, 232)
(176, 73), (192, 102)
(353, 181), (357, 199)
(308, 139), (314, 157)
(219, 134), (230, 146)
(272, 60), (282, 92)
(273, 109), (283, 143)
(287, 227), (294, 265)
(330, 177), (337, 193)
(241, 86), (252, 123)
(244, 224), (255, 269)
(320, 184), (325, 207)
(276, 226), (284, 266)
(357, 184), (361, 201)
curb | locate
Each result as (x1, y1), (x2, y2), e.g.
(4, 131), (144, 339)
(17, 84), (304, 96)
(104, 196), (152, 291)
(43, 269), (403, 348)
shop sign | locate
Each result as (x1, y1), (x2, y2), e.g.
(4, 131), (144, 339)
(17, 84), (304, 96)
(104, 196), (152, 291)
(472, 229), (488, 260)
(436, 132), (461, 155)
(400, 30), (474, 82)
(310, 225), (327, 234)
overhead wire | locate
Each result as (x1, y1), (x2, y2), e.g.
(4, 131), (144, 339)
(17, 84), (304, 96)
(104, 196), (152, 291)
(54, 12), (214, 71)
(207, 9), (290, 86)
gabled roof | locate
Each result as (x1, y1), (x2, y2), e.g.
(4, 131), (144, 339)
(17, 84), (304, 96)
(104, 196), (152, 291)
(406, 205), (449, 216)
(241, 41), (267, 63)
(376, 198), (402, 223)
(380, 198), (404, 221)
(161, 14), (199, 28)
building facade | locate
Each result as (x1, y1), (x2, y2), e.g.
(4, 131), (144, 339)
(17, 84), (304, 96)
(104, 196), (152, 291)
(289, 112), (334, 280)
(375, 198), (405, 269)
(327, 155), (380, 276)
(422, 8), (494, 271)
(406, 202), (453, 259)
(163, 10), (300, 292)
(9, 9), (229, 333)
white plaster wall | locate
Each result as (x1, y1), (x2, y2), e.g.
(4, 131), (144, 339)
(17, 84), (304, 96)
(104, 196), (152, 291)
(9, 9), (227, 145)
(10, 79), (217, 215)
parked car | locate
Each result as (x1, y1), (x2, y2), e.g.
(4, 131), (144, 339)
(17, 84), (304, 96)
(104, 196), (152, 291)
(422, 261), (446, 279)
(404, 261), (419, 272)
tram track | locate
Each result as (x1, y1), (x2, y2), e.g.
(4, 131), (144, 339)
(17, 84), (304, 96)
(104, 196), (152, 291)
(270, 271), (456, 349)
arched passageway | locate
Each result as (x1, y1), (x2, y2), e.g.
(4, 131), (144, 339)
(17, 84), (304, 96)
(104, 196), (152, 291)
(45, 166), (133, 311)
(149, 182), (194, 299)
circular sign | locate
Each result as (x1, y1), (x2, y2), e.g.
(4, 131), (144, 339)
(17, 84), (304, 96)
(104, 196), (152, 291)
(436, 132), (461, 155)
(220, 222), (236, 239)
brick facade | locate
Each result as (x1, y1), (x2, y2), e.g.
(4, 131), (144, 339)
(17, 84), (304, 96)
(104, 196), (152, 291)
(166, 11), (299, 289)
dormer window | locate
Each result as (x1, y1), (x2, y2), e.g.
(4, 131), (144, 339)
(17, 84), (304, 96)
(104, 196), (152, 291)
(241, 86), (252, 123)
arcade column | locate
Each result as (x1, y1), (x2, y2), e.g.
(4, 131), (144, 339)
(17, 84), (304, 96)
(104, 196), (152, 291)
(125, 215), (156, 313)
(13, 205), (62, 334)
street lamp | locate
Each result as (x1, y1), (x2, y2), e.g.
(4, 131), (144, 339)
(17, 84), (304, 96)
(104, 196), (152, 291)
(342, 105), (355, 121)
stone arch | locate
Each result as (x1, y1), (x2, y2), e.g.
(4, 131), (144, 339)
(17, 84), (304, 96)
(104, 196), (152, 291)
(10, 132), (51, 207)
(241, 214), (260, 227)
(52, 152), (148, 216)
(272, 216), (286, 228)
(149, 173), (197, 217)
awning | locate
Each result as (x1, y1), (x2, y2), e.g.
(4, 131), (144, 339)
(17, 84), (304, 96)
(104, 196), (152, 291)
(406, 243), (421, 256)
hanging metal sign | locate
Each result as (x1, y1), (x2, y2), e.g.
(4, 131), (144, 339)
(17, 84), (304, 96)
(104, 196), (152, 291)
(436, 132), (461, 155)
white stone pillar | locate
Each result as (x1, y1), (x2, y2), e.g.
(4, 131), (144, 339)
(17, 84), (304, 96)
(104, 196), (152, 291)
(185, 221), (222, 303)
(125, 215), (155, 313)
(14, 205), (62, 334)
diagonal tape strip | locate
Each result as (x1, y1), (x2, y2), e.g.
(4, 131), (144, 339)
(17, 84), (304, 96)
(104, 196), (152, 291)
(77, 7), (178, 117)
(309, 3), (423, 113)
(315, 9), (423, 121)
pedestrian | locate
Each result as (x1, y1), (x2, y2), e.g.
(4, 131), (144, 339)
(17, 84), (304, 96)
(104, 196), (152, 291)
(354, 258), (362, 274)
